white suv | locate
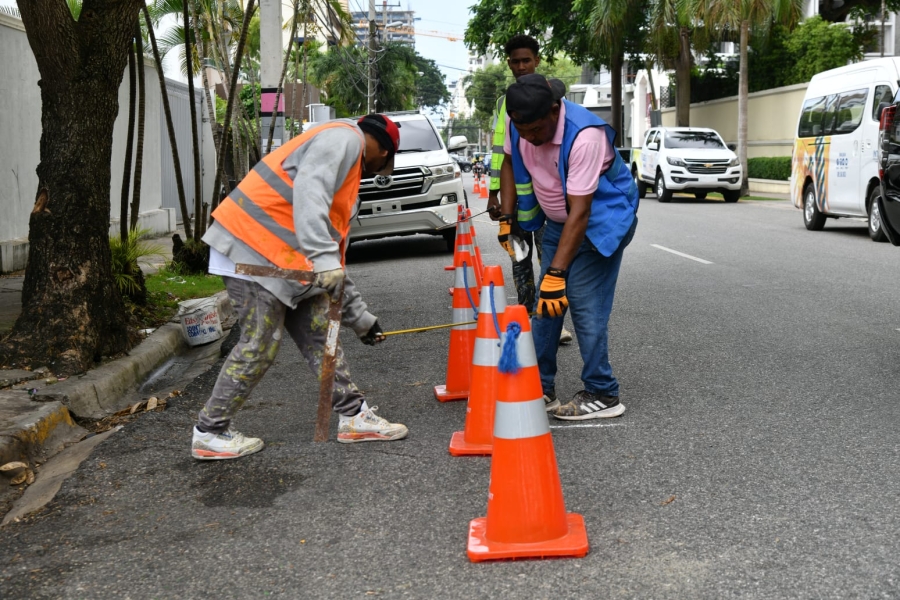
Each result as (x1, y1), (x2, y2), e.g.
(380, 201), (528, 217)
(632, 127), (742, 203)
(350, 111), (468, 251)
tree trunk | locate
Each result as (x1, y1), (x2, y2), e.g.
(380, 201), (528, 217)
(119, 35), (136, 242)
(210, 0), (257, 216)
(130, 20), (145, 231)
(645, 59), (658, 111)
(193, 3), (219, 156)
(738, 19), (749, 196)
(675, 27), (692, 127)
(144, 5), (192, 239)
(1, 0), (141, 374)
(609, 51), (623, 145)
(183, 0), (203, 241)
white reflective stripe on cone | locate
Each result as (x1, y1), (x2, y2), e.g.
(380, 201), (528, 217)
(452, 307), (477, 329)
(499, 330), (537, 368)
(455, 244), (474, 255)
(459, 220), (471, 235)
(473, 337), (502, 366)
(493, 398), (550, 439)
(477, 284), (506, 315)
(453, 265), (477, 287)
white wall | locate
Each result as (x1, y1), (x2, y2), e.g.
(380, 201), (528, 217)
(0, 13), (216, 272)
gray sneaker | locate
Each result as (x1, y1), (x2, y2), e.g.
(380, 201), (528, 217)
(551, 390), (625, 421)
(192, 427), (264, 460)
(542, 389), (560, 412)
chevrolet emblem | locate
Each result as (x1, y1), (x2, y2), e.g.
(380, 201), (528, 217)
(704, 163), (713, 168)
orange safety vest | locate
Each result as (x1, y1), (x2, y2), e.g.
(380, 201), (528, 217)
(210, 121), (364, 270)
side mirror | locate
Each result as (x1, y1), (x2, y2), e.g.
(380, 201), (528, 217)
(448, 135), (468, 151)
(727, 143), (737, 152)
(647, 142), (659, 151)
(877, 102), (891, 122)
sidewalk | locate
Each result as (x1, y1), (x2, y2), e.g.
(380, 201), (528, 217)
(0, 229), (230, 514)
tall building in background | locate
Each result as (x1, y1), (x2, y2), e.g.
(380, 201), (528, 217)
(350, 3), (416, 47)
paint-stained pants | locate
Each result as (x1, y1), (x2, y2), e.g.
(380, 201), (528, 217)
(197, 277), (364, 434)
(511, 224), (544, 310)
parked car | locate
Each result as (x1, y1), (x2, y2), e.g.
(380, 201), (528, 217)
(631, 126), (742, 203)
(877, 95), (900, 244)
(450, 154), (472, 172)
(349, 111), (468, 251)
(792, 58), (898, 240)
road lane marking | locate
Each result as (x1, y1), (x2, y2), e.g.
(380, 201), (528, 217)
(651, 244), (713, 265)
(550, 423), (627, 429)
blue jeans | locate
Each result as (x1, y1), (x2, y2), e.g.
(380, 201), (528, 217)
(532, 217), (636, 397)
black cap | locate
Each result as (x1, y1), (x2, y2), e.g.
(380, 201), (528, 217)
(505, 74), (567, 124)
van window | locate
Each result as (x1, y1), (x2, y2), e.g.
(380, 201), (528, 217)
(833, 88), (868, 134)
(798, 96), (829, 137)
(820, 94), (840, 135)
(873, 85), (893, 120)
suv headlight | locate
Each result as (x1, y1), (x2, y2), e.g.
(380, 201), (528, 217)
(728, 157), (741, 167)
(666, 156), (687, 167)
(427, 163), (457, 183)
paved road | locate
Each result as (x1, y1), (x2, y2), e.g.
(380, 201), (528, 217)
(3, 181), (900, 599)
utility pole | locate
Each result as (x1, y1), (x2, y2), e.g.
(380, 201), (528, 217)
(367, 0), (376, 113)
(260, 0), (283, 153)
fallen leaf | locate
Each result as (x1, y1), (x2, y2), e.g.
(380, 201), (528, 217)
(129, 401), (144, 414)
(10, 471), (27, 485)
(660, 495), (676, 506)
(99, 463), (107, 469)
(146, 397), (158, 411)
(25, 470), (34, 485)
(0, 461), (28, 472)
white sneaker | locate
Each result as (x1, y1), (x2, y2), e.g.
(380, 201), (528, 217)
(559, 328), (574, 345)
(337, 405), (408, 443)
(192, 427), (264, 460)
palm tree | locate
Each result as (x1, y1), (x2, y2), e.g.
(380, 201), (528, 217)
(649, 0), (703, 126)
(130, 20), (147, 232)
(120, 32), (137, 243)
(143, 4), (193, 239)
(702, 0), (802, 194)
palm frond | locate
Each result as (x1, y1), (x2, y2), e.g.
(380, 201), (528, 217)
(0, 5), (21, 18)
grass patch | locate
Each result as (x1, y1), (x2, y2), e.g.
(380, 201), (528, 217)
(128, 265), (225, 329)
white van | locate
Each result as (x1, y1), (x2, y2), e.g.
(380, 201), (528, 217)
(791, 58), (898, 241)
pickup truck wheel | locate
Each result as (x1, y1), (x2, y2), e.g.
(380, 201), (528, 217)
(868, 186), (888, 242)
(633, 168), (647, 199)
(442, 230), (456, 252)
(656, 172), (672, 203)
(723, 190), (740, 203)
(803, 183), (826, 230)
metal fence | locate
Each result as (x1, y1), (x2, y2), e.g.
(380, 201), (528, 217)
(160, 79), (207, 224)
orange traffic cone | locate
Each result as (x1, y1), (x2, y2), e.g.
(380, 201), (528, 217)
(467, 304), (589, 562)
(449, 265), (506, 456)
(434, 244), (480, 402)
(473, 175), (481, 195)
(444, 204), (465, 275)
(479, 175), (489, 199)
(466, 208), (485, 286)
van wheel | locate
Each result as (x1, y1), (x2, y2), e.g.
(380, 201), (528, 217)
(633, 168), (647, 199)
(723, 190), (740, 203)
(656, 172), (672, 203)
(803, 184), (827, 230)
(868, 186), (888, 242)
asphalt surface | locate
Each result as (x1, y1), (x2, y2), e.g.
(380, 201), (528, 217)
(3, 178), (900, 599)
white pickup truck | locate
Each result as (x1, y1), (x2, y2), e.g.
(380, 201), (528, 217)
(631, 126), (742, 203)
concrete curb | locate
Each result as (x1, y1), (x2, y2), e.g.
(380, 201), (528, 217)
(0, 291), (232, 464)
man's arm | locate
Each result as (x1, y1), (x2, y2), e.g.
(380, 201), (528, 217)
(499, 154), (516, 216)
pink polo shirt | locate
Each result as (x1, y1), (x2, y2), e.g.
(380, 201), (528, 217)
(504, 102), (614, 224)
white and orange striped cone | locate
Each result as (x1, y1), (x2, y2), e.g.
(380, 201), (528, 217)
(466, 208), (485, 286)
(473, 173), (482, 195)
(479, 175), (489, 199)
(434, 244), (481, 402)
(467, 304), (589, 561)
(449, 265), (506, 456)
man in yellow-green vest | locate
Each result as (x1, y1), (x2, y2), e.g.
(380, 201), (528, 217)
(487, 35), (572, 344)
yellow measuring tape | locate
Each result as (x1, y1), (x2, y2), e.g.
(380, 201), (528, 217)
(383, 320), (477, 336)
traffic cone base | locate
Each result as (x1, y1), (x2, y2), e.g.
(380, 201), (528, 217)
(448, 430), (492, 456)
(467, 513), (589, 562)
(433, 384), (468, 401)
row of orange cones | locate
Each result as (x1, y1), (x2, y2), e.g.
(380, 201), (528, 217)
(473, 173), (489, 199)
(434, 205), (589, 562)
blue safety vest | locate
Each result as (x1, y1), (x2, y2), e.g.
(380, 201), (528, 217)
(510, 99), (638, 257)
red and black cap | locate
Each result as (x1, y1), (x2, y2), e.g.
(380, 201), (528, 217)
(358, 114), (401, 174)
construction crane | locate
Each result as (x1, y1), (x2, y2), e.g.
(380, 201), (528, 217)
(412, 29), (461, 42)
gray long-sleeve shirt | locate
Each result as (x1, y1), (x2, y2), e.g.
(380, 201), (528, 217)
(203, 120), (376, 337)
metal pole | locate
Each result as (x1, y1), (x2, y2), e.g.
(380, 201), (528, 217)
(367, 0), (376, 114)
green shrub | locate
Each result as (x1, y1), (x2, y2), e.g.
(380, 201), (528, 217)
(109, 228), (166, 304)
(748, 157), (792, 181)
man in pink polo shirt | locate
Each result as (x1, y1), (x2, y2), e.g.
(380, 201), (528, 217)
(499, 74), (639, 421)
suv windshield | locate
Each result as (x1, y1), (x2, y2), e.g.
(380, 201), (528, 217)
(396, 119), (443, 152)
(664, 131), (725, 149)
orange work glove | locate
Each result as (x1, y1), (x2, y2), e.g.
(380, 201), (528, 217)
(497, 215), (516, 259)
(537, 268), (568, 318)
